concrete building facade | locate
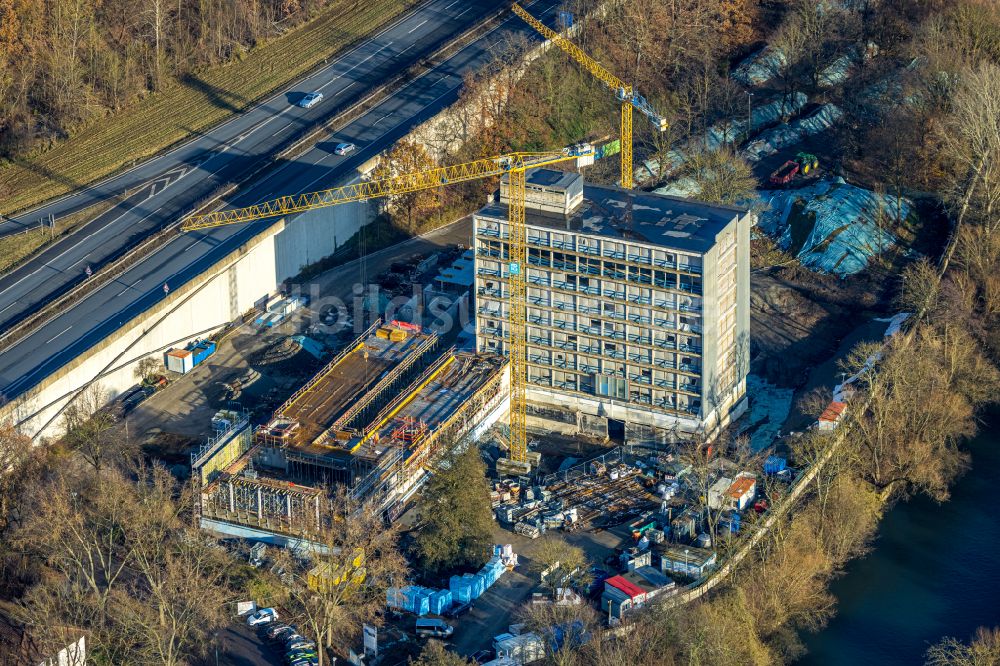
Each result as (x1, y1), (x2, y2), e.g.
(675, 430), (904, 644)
(473, 170), (752, 443)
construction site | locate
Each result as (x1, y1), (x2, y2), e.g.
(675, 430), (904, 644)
(195, 320), (508, 543)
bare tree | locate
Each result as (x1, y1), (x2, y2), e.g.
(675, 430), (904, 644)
(14, 462), (234, 664)
(133, 356), (163, 384)
(62, 383), (132, 471)
(528, 535), (591, 598)
(680, 147), (758, 205)
(279, 491), (407, 665)
(926, 626), (1000, 666)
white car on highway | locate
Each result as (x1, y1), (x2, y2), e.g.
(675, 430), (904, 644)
(246, 607), (278, 626)
(334, 142), (356, 156)
(298, 92), (323, 109)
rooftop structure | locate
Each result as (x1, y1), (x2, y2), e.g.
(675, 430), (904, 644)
(434, 249), (476, 293)
(475, 170), (752, 444)
(818, 400), (848, 430)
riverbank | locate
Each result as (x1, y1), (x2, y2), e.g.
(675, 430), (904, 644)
(799, 411), (1000, 665)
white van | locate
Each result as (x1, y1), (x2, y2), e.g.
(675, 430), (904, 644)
(415, 618), (454, 638)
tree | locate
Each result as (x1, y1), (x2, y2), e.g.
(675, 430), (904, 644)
(413, 444), (494, 574)
(280, 491), (408, 664)
(841, 327), (998, 502)
(410, 639), (473, 666)
(14, 462), (234, 664)
(134, 355), (163, 383)
(680, 147), (757, 205)
(61, 382), (133, 472)
(528, 535), (591, 598)
(373, 140), (442, 233)
(519, 599), (599, 666)
(0, 419), (45, 533)
(926, 627), (1000, 666)
(939, 62), (1000, 235)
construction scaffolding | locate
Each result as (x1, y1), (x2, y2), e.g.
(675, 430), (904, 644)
(254, 320), (438, 450)
(197, 346), (508, 537)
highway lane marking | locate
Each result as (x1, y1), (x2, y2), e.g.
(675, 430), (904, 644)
(455, 6), (470, 17)
(45, 326), (72, 344)
(326, 42), (394, 87)
(408, 19), (428, 34)
(115, 278), (142, 297)
(397, 43), (415, 57)
(0, 302), (15, 314)
(259, 0), (557, 194)
(184, 242), (199, 252)
(445, 0), (460, 8)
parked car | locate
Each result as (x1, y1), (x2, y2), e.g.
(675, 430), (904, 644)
(289, 657), (319, 666)
(415, 618), (454, 638)
(270, 626), (298, 643)
(443, 601), (473, 619)
(472, 649), (494, 664)
(298, 92), (323, 108)
(262, 623), (290, 639)
(288, 639), (316, 651)
(246, 608), (278, 627)
(333, 142), (356, 156)
(287, 649), (318, 662)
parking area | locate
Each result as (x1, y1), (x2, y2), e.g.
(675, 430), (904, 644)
(220, 624), (281, 666)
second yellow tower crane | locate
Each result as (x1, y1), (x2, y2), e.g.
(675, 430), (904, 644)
(512, 3), (667, 189)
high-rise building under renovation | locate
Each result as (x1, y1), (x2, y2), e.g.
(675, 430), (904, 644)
(473, 170), (752, 444)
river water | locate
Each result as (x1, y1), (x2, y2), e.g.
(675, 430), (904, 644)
(798, 415), (1000, 664)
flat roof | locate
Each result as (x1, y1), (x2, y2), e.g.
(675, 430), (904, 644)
(514, 168), (581, 190)
(479, 170), (746, 254)
(278, 324), (435, 444)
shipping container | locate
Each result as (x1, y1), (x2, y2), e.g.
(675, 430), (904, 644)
(494, 632), (545, 665)
(764, 455), (787, 475)
(164, 348), (194, 374)
(192, 340), (216, 366)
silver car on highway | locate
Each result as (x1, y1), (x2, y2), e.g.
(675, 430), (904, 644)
(298, 92), (323, 109)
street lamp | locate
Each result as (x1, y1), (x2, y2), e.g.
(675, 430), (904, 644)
(684, 548), (690, 577)
(746, 92), (754, 136)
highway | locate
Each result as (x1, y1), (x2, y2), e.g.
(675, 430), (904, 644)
(0, 0), (503, 334)
(0, 0), (564, 406)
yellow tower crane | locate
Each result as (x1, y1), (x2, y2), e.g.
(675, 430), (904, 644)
(511, 3), (667, 189)
(182, 147), (593, 468)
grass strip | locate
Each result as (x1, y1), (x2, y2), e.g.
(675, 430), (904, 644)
(0, 198), (122, 274)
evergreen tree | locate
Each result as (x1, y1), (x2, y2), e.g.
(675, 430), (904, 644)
(413, 443), (494, 575)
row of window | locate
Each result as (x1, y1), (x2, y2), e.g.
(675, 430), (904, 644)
(476, 316), (702, 359)
(477, 302), (702, 337)
(476, 280), (702, 315)
(515, 365), (701, 415)
(476, 264), (703, 297)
